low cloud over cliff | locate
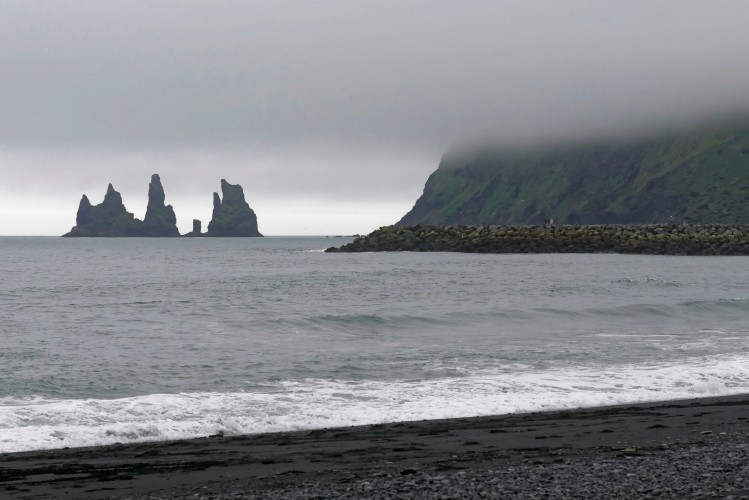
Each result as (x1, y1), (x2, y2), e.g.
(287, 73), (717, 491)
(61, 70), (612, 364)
(1, 1), (748, 234)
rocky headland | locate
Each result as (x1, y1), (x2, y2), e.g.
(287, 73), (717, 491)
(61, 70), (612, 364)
(326, 223), (749, 255)
(399, 117), (749, 227)
(63, 175), (263, 237)
(206, 179), (262, 237)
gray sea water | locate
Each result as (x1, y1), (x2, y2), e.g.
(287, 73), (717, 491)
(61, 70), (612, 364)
(2, 236), (749, 452)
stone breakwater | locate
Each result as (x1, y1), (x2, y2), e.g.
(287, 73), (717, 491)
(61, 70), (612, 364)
(326, 224), (749, 255)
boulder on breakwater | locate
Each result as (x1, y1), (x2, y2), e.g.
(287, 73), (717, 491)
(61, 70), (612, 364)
(325, 224), (749, 256)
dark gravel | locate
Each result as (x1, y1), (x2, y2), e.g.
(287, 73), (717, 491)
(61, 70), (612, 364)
(126, 440), (749, 499)
(6, 396), (749, 499)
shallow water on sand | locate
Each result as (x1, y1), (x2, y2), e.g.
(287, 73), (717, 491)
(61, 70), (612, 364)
(1, 236), (748, 451)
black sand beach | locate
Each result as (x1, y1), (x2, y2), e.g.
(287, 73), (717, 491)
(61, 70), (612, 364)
(2, 395), (749, 499)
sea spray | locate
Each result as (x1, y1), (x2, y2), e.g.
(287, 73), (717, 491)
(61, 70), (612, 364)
(3, 353), (749, 453)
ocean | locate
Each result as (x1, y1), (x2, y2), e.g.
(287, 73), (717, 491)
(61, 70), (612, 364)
(1, 236), (748, 453)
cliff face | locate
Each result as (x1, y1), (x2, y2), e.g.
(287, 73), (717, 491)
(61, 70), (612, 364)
(63, 174), (179, 237)
(399, 118), (749, 226)
(206, 179), (262, 237)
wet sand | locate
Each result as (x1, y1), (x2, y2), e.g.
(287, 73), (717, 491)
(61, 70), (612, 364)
(2, 395), (749, 498)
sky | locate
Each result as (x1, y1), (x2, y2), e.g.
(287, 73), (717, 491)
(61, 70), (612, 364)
(1, 1), (748, 235)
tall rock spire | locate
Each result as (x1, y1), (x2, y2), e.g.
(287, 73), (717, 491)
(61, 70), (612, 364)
(206, 179), (262, 237)
(142, 174), (180, 236)
(75, 195), (93, 228)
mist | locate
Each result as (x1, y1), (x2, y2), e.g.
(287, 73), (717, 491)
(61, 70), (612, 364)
(1, 1), (748, 234)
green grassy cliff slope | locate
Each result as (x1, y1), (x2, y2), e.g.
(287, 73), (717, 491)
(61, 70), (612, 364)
(399, 119), (749, 226)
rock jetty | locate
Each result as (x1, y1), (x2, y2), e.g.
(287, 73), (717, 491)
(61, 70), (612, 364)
(326, 224), (749, 255)
(206, 179), (262, 237)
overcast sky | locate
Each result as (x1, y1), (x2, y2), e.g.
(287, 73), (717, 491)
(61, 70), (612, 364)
(1, 1), (748, 235)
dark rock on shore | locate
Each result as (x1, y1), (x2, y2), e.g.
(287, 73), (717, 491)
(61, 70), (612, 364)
(63, 184), (144, 237)
(326, 223), (749, 255)
(63, 174), (180, 237)
(206, 179), (262, 237)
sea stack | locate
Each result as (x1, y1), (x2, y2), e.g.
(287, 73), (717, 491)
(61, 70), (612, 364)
(141, 174), (180, 237)
(206, 179), (262, 237)
(62, 174), (180, 237)
(63, 184), (143, 237)
(183, 219), (204, 237)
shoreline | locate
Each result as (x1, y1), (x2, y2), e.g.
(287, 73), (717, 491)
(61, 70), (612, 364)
(3, 394), (749, 498)
(326, 223), (749, 255)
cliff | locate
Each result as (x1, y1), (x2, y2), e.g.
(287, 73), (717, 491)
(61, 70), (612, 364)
(399, 118), (749, 226)
(206, 179), (263, 237)
(63, 174), (179, 237)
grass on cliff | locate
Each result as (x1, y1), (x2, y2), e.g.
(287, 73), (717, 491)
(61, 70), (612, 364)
(401, 118), (749, 226)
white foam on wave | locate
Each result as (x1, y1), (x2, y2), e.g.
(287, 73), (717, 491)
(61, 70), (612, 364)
(3, 353), (749, 453)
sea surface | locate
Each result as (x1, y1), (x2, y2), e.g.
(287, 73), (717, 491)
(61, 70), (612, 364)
(1, 236), (748, 453)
